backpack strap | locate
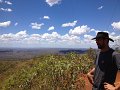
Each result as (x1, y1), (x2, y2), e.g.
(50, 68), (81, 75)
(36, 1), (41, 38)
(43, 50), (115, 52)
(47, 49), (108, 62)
(95, 50), (100, 65)
(112, 51), (117, 58)
(112, 51), (118, 65)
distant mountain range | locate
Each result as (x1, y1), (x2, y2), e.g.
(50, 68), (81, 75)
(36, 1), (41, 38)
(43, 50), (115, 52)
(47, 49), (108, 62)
(0, 48), (88, 60)
(59, 49), (87, 54)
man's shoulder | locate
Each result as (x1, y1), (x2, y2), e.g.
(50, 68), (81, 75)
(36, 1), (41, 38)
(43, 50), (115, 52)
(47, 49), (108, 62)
(112, 51), (120, 57)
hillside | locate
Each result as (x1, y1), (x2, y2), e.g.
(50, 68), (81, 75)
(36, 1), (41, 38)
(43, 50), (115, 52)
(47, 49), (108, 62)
(0, 53), (94, 90)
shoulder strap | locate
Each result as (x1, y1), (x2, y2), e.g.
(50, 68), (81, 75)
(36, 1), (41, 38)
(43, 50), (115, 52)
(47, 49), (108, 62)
(112, 51), (117, 57)
(111, 49), (116, 64)
(95, 50), (100, 65)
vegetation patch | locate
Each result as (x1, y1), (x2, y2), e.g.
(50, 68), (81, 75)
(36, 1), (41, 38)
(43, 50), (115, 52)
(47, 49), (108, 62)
(0, 51), (95, 90)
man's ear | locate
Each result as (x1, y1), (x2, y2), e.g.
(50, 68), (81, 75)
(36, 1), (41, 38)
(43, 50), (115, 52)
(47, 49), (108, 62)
(104, 39), (109, 44)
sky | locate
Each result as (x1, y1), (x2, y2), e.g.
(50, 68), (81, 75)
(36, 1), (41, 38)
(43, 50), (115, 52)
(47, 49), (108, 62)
(0, 0), (120, 48)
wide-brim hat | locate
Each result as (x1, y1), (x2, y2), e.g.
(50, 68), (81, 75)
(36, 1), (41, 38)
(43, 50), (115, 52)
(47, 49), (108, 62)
(92, 32), (114, 42)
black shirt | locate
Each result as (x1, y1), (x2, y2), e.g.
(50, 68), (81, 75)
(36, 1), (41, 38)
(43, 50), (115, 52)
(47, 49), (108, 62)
(93, 48), (120, 90)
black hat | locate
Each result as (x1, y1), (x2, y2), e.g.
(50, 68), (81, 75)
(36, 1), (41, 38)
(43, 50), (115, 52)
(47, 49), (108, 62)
(92, 32), (114, 42)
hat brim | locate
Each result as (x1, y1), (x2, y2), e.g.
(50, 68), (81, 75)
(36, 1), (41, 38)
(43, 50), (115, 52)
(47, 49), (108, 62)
(109, 38), (114, 42)
(92, 37), (114, 42)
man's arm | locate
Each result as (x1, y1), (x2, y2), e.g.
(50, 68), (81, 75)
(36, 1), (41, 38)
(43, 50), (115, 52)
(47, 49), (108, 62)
(115, 82), (120, 90)
(87, 68), (95, 85)
(114, 71), (120, 90)
(114, 52), (120, 90)
(104, 71), (120, 90)
(104, 82), (120, 90)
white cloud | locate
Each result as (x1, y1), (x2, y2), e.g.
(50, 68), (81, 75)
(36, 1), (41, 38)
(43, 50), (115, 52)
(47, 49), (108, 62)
(0, 31), (81, 48)
(108, 32), (120, 40)
(0, 33), (14, 41)
(111, 21), (120, 30)
(98, 6), (103, 10)
(0, 21), (11, 27)
(14, 23), (18, 26)
(62, 20), (77, 27)
(29, 34), (41, 41)
(110, 32), (116, 36)
(83, 34), (96, 47)
(5, 1), (12, 5)
(84, 34), (94, 40)
(69, 25), (90, 36)
(1, 30), (119, 48)
(0, 0), (12, 4)
(31, 34), (41, 38)
(0, 0), (3, 3)
(84, 34), (94, 42)
(43, 16), (50, 19)
(45, 0), (61, 7)
(109, 33), (120, 47)
(1, 30), (27, 40)
(42, 32), (60, 40)
(15, 31), (28, 39)
(0, 8), (12, 12)
(61, 34), (80, 43)
(48, 26), (55, 31)
(30, 22), (44, 29)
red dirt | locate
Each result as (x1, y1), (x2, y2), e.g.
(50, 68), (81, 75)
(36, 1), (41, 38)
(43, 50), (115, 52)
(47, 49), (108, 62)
(84, 74), (92, 90)
(84, 71), (120, 90)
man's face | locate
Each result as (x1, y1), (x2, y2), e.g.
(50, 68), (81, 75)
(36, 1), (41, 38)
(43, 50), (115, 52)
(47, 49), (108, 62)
(96, 38), (106, 49)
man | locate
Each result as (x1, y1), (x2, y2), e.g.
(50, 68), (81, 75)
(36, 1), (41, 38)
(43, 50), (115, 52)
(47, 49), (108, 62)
(87, 32), (120, 90)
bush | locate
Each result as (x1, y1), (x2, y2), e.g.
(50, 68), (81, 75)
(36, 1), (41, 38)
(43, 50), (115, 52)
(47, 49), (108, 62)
(1, 53), (94, 90)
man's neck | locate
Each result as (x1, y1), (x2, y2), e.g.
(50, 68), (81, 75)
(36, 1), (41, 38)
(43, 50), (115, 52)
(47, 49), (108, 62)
(101, 46), (110, 52)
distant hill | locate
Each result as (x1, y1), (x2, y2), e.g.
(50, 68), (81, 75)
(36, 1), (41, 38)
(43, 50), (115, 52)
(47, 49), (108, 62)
(0, 48), (88, 60)
(59, 49), (87, 54)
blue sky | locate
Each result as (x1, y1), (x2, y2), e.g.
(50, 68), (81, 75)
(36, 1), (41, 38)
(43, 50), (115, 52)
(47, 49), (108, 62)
(0, 0), (120, 48)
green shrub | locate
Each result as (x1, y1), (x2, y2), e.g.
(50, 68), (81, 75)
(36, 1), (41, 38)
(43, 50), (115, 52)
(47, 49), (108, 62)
(1, 53), (94, 90)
